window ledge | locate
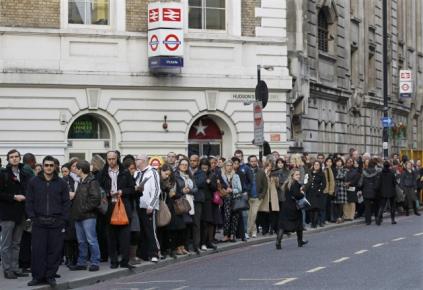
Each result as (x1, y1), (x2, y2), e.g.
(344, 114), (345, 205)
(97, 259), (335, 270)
(318, 51), (337, 63)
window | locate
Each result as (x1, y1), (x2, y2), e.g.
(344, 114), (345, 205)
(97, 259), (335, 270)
(68, 115), (110, 139)
(68, 0), (109, 25)
(189, 0), (225, 30)
(318, 11), (329, 52)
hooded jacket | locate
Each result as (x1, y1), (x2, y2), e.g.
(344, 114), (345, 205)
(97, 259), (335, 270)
(361, 167), (380, 199)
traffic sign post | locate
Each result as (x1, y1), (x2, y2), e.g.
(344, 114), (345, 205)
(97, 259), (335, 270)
(253, 101), (264, 146)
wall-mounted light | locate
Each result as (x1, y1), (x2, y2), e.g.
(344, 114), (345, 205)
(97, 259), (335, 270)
(162, 115), (169, 132)
(60, 112), (68, 125)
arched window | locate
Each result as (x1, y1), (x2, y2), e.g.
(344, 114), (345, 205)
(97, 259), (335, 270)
(68, 114), (110, 139)
(318, 11), (329, 52)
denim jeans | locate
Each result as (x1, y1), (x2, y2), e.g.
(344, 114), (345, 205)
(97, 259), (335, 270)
(75, 218), (100, 266)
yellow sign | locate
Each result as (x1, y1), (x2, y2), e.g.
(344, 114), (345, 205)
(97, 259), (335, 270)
(149, 156), (164, 169)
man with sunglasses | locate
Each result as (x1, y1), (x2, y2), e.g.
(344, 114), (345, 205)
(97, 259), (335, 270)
(25, 155), (71, 287)
(0, 149), (31, 279)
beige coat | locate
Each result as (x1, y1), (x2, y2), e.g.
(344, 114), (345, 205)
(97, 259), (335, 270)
(324, 168), (335, 195)
(258, 175), (280, 212)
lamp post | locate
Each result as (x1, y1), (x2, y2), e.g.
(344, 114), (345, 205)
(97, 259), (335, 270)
(382, 0), (389, 159)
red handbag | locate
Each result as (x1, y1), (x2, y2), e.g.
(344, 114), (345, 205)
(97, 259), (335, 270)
(212, 191), (223, 206)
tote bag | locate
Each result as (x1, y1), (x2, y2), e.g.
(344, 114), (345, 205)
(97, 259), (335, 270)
(157, 199), (171, 227)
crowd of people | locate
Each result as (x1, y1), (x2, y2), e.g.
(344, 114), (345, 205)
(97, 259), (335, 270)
(0, 148), (422, 287)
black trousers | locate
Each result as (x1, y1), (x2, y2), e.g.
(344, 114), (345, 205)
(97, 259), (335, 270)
(378, 197), (396, 221)
(107, 224), (130, 265)
(19, 231), (31, 269)
(96, 213), (109, 262)
(138, 208), (159, 259)
(31, 225), (64, 280)
(364, 199), (379, 224)
(193, 203), (203, 249)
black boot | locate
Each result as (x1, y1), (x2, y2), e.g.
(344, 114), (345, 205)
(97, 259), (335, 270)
(276, 230), (283, 250)
(297, 230), (308, 247)
(413, 203), (421, 216)
(391, 210), (397, 224)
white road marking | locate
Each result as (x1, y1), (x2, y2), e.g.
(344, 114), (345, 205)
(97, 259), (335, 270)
(172, 286), (189, 290)
(332, 257), (350, 263)
(274, 278), (298, 286)
(144, 288), (158, 290)
(239, 278), (282, 281)
(392, 237), (406, 241)
(116, 280), (186, 285)
(306, 266), (326, 273)
(372, 243), (385, 248)
(414, 232), (423, 236)
(354, 250), (368, 255)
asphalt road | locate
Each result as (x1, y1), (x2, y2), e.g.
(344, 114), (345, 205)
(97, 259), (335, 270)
(80, 215), (423, 290)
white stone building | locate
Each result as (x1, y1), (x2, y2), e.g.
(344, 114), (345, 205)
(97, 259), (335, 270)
(0, 0), (291, 163)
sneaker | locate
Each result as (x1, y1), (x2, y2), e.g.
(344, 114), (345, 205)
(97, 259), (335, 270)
(4, 271), (17, 279)
(151, 257), (159, 263)
(252, 233), (257, 238)
(201, 245), (208, 251)
(206, 243), (217, 250)
(245, 233), (250, 239)
(88, 265), (99, 272)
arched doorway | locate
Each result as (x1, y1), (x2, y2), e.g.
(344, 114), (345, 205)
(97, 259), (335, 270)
(67, 114), (112, 161)
(188, 116), (223, 157)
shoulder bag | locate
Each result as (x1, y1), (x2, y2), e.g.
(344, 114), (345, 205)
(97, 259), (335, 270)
(173, 196), (191, 215)
(157, 198), (171, 227)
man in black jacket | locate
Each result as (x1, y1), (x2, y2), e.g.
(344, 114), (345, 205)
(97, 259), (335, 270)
(25, 155), (71, 287)
(0, 149), (31, 279)
(99, 150), (135, 269)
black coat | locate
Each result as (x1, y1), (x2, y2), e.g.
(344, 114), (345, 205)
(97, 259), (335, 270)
(400, 170), (417, 189)
(26, 173), (71, 228)
(279, 181), (304, 232)
(345, 167), (361, 202)
(71, 174), (101, 221)
(196, 170), (218, 224)
(98, 165), (135, 224)
(377, 168), (396, 198)
(0, 164), (31, 223)
(361, 168), (380, 200)
(305, 171), (326, 210)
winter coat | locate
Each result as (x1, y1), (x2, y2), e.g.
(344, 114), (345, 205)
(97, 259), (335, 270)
(98, 165), (135, 225)
(361, 168), (380, 200)
(377, 168), (396, 198)
(323, 167), (335, 195)
(258, 174), (280, 212)
(333, 167), (348, 204)
(345, 167), (361, 203)
(26, 172), (71, 228)
(194, 170), (208, 203)
(220, 173), (243, 198)
(70, 174), (101, 221)
(305, 171), (326, 210)
(196, 170), (219, 224)
(0, 164), (31, 223)
(400, 170), (417, 189)
(278, 181), (304, 232)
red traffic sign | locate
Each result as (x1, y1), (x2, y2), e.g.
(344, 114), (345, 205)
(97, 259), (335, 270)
(163, 34), (181, 51)
(254, 103), (263, 126)
(149, 34), (159, 52)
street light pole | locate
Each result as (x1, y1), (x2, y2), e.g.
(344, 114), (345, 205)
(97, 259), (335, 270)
(257, 65), (263, 163)
(382, 0), (389, 160)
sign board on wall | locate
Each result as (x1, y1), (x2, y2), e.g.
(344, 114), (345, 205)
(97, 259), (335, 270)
(148, 2), (183, 30)
(399, 70), (413, 98)
(148, 29), (184, 58)
(148, 2), (184, 72)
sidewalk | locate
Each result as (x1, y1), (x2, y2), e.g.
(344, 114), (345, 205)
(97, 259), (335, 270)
(0, 218), (368, 290)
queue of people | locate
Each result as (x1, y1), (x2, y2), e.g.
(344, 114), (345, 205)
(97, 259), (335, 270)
(0, 148), (422, 288)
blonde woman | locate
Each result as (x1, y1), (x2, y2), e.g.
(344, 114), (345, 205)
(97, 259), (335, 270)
(220, 160), (243, 242)
(258, 160), (280, 235)
(276, 169), (308, 250)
